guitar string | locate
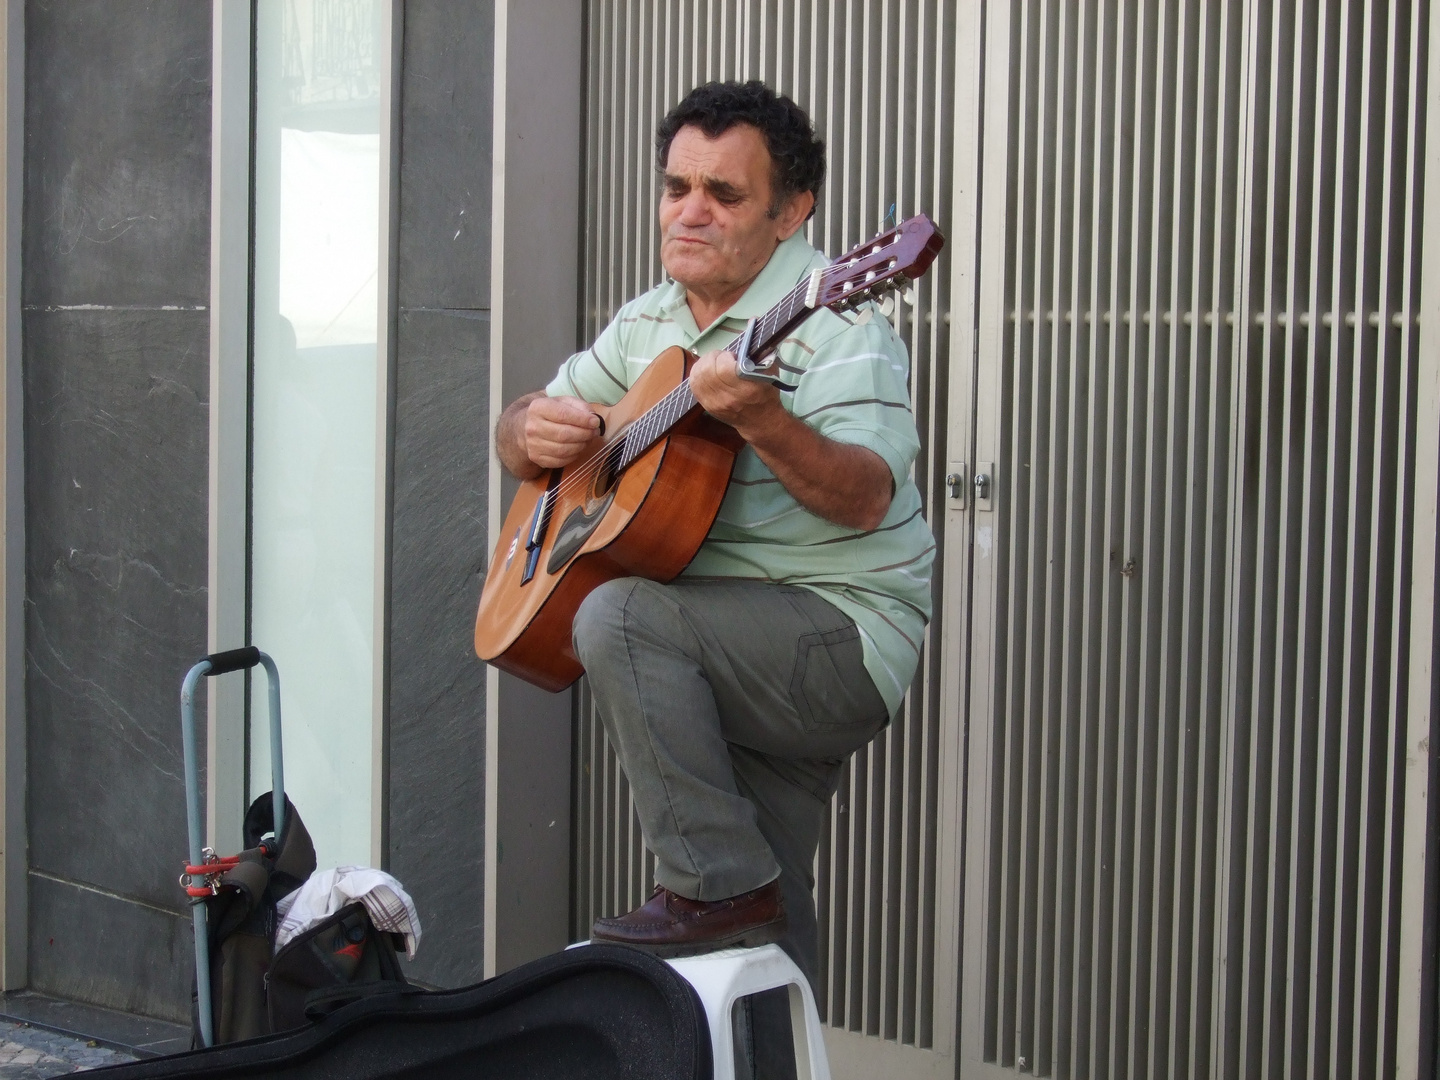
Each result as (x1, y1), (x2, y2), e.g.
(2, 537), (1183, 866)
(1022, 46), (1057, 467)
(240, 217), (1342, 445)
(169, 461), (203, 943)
(533, 298), (784, 513)
(532, 249), (880, 516)
(529, 236), (900, 518)
(529, 270), (818, 514)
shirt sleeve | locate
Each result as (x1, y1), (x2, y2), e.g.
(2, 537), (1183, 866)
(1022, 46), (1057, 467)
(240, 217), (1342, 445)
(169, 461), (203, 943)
(544, 300), (637, 406)
(781, 306), (921, 489)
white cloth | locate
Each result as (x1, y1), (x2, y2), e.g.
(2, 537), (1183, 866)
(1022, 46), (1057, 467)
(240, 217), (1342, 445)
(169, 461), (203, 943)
(275, 866), (422, 959)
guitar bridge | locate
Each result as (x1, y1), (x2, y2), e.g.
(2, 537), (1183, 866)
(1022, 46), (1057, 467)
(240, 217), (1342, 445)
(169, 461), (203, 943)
(521, 470), (562, 584)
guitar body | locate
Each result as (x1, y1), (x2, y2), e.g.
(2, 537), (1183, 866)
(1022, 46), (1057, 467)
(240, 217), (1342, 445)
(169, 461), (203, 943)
(474, 346), (743, 691)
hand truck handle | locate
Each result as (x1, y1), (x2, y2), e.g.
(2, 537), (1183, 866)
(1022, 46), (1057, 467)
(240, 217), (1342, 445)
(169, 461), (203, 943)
(198, 645), (261, 677)
(179, 647), (284, 1049)
(180, 649), (286, 853)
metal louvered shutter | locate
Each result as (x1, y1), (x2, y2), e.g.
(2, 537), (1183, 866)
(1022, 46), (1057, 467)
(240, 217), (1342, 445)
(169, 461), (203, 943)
(962, 2), (1435, 1077)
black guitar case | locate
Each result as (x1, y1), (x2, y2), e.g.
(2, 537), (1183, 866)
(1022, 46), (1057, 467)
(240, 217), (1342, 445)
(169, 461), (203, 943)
(91, 944), (712, 1080)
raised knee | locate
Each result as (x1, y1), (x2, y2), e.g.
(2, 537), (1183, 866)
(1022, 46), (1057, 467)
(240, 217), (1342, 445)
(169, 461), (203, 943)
(572, 577), (641, 658)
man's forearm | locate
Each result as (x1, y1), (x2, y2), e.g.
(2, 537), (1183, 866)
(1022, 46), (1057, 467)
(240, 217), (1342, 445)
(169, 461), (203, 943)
(737, 408), (893, 531)
(496, 391), (545, 480)
(687, 349), (894, 531)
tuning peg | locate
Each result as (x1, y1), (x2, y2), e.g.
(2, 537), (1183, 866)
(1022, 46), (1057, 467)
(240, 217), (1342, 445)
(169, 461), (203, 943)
(879, 294), (896, 317)
(903, 287), (916, 307)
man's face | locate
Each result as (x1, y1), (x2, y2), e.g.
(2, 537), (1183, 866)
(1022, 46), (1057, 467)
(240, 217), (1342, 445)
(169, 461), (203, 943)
(658, 123), (808, 303)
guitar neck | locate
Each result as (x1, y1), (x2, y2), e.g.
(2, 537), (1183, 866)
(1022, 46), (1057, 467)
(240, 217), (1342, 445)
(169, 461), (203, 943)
(614, 378), (700, 471)
(740, 274), (821, 363)
(615, 273), (820, 471)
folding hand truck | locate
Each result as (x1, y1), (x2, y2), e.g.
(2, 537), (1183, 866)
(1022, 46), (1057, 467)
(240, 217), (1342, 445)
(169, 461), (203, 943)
(177, 646), (286, 1049)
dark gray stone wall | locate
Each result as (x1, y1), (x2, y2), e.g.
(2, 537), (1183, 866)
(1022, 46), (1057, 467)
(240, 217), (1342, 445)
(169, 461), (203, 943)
(20, 0), (497, 1010)
(387, 0), (493, 987)
(22, 0), (211, 1021)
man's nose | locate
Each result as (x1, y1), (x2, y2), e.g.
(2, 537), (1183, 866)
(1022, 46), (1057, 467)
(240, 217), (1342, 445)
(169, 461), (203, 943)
(675, 189), (712, 225)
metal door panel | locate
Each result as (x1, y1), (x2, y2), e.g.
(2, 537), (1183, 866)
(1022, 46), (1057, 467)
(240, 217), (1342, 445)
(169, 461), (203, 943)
(960, 2), (1431, 1077)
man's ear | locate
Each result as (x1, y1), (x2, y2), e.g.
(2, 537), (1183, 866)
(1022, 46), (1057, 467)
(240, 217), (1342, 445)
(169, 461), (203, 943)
(775, 190), (815, 240)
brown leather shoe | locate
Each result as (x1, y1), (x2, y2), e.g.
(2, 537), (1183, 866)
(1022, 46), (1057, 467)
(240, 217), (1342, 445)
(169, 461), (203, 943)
(591, 880), (787, 958)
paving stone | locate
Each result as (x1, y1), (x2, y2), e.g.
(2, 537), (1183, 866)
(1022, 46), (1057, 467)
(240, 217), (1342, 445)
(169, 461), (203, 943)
(0, 1021), (136, 1076)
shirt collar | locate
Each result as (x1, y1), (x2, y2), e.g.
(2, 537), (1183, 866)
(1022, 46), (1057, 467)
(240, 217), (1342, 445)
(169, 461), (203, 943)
(722, 230), (820, 319)
(657, 230), (821, 344)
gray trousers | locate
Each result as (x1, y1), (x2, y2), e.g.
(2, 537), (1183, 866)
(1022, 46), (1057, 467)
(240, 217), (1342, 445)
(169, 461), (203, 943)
(571, 576), (890, 991)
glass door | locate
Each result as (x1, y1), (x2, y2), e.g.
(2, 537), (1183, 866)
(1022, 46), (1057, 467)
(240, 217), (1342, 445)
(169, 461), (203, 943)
(249, 0), (389, 867)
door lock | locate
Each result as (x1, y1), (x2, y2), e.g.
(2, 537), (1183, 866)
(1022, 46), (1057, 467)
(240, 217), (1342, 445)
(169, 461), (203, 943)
(974, 462), (995, 511)
(944, 465), (967, 507)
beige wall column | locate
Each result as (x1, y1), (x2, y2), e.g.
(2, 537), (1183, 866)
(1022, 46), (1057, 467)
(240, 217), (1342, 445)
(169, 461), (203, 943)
(485, 0), (585, 977)
(1395, 2), (1440, 1074)
(206, 0), (252, 858)
(0, 0), (22, 992)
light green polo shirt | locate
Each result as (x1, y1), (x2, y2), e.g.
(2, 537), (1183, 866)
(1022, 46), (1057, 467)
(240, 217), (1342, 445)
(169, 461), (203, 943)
(545, 230), (934, 714)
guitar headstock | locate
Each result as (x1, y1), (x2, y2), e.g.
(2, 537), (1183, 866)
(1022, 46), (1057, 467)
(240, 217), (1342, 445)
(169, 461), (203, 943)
(816, 213), (945, 312)
(733, 212), (945, 389)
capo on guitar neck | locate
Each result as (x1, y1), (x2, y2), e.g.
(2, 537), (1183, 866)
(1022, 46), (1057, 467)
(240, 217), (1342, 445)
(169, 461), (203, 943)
(733, 317), (799, 391)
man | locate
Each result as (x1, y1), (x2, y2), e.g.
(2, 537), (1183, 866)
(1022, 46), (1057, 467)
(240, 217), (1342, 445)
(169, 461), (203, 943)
(495, 81), (933, 997)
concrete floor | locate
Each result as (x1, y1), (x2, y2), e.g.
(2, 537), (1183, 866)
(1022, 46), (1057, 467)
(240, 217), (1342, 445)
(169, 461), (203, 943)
(0, 1021), (135, 1077)
(0, 992), (190, 1077)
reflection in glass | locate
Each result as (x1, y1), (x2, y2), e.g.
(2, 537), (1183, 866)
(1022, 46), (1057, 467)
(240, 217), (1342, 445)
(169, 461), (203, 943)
(251, 0), (383, 867)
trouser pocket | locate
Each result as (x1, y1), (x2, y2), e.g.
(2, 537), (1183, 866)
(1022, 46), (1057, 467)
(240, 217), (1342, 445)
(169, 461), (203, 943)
(789, 622), (889, 738)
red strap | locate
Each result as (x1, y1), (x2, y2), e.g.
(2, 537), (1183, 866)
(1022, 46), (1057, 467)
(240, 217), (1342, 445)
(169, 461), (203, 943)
(183, 855), (240, 876)
(180, 853), (243, 898)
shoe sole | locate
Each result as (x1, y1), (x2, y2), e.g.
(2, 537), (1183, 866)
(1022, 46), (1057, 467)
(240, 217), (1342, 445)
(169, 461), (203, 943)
(594, 915), (788, 960)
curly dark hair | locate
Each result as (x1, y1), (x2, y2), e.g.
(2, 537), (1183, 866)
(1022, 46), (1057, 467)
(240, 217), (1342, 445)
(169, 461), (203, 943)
(655, 81), (825, 219)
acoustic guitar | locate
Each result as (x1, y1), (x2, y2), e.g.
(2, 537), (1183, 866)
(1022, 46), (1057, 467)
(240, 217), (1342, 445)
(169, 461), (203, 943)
(474, 214), (945, 691)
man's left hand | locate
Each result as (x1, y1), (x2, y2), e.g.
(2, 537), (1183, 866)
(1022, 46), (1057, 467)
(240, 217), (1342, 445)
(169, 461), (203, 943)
(687, 349), (894, 531)
(689, 349), (786, 441)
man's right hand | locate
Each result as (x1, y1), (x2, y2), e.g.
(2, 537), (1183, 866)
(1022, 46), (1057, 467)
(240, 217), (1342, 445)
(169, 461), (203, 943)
(522, 395), (603, 469)
(496, 390), (605, 480)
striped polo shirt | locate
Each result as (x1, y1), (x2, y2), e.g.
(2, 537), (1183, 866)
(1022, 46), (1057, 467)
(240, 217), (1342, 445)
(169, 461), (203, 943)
(545, 230), (934, 714)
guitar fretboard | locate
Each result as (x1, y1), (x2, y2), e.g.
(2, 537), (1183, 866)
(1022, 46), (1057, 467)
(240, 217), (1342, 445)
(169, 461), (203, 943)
(613, 268), (828, 471)
(615, 380), (699, 471)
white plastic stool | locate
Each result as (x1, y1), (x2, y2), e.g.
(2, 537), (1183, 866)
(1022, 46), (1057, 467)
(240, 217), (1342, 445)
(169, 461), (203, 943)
(666, 944), (831, 1080)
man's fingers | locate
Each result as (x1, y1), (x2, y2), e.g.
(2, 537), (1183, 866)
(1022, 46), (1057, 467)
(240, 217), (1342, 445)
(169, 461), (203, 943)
(692, 349), (777, 424)
(526, 397), (601, 444)
(526, 427), (593, 467)
(692, 350), (737, 388)
(531, 394), (602, 430)
(530, 417), (596, 444)
(691, 350), (738, 407)
(524, 394), (603, 469)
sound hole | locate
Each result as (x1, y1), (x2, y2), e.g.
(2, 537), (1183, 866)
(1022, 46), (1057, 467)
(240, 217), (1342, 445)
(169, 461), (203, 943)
(592, 435), (626, 500)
